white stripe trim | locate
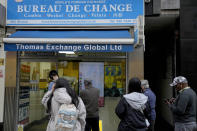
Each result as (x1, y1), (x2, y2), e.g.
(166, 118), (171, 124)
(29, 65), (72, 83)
(3, 38), (134, 44)
(6, 19), (137, 25)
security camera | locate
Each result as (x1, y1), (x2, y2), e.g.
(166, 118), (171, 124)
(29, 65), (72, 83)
(6, 33), (12, 37)
(145, 0), (151, 3)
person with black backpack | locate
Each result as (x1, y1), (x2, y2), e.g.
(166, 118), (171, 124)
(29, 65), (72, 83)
(42, 78), (86, 131)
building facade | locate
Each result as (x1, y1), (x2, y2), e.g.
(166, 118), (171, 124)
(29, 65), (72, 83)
(2, 0), (196, 130)
(2, 0), (144, 131)
(144, 0), (180, 126)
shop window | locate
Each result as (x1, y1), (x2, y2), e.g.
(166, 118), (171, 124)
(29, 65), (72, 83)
(19, 62), (56, 129)
(104, 61), (126, 97)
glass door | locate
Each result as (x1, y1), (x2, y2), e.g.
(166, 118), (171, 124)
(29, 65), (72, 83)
(19, 62), (56, 131)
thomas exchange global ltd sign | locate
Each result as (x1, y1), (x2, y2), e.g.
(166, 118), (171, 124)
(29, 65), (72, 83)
(4, 44), (134, 52)
(4, 44), (133, 52)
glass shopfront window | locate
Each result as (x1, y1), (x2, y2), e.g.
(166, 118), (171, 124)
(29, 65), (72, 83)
(18, 55), (126, 131)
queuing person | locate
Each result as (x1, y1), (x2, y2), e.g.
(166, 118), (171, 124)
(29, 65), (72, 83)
(165, 76), (197, 131)
(141, 80), (156, 131)
(80, 79), (100, 131)
(115, 77), (150, 131)
(48, 70), (59, 91)
(42, 78), (86, 131)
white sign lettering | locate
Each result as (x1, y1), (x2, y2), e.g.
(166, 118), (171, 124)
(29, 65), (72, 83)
(17, 5), (62, 13)
(17, 4), (132, 13)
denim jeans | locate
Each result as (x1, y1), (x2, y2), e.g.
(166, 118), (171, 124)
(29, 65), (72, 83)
(175, 122), (197, 131)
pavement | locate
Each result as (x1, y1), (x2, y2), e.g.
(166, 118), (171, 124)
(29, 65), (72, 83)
(25, 116), (174, 131)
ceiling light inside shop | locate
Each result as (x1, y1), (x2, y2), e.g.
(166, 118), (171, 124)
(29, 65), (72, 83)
(58, 51), (75, 54)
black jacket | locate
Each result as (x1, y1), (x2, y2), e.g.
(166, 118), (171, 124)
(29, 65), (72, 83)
(115, 93), (149, 131)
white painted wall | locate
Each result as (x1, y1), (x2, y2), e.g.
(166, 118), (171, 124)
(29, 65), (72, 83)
(0, 0), (6, 122)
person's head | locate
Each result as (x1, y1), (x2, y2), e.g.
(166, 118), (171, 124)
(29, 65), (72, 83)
(84, 79), (92, 88)
(54, 78), (70, 89)
(170, 76), (188, 91)
(141, 80), (149, 91)
(47, 78), (79, 112)
(49, 70), (59, 80)
(128, 77), (141, 93)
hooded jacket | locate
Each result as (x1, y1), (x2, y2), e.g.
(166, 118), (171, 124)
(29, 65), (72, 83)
(115, 92), (149, 131)
(42, 88), (86, 131)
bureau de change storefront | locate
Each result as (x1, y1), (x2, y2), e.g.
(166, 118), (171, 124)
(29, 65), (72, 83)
(3, 0), (144, 131)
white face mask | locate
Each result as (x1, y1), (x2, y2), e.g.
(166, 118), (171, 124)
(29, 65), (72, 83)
(53, 75), (58, 80)
(141, 86), (144, 91)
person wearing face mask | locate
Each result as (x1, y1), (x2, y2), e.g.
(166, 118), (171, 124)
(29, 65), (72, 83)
(166, 76), (197, 131)
(48, 70), (59, 91)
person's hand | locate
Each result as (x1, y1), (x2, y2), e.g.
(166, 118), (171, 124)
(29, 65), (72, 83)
(169, 98), (175, 104)
(163, 98), (170, 104)
(163, 98), (175, 105)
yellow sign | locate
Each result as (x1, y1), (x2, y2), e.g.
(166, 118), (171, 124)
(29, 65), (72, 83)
(0, 58), (4, 66)
(39, 82), (48, 89)
(17, 124), (23, 131)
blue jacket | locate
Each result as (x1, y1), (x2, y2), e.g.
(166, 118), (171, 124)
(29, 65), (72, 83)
(144, 88), (156, 120)
(48, 81), (54, 91)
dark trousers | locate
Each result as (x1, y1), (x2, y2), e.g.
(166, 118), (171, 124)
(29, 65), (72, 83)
(85, 117), (99, 131)
(148, 120), (155, 131)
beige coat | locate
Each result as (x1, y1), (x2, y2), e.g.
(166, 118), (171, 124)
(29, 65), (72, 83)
(42, 88), (86, 131)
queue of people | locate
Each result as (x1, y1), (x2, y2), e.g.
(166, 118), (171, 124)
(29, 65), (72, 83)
(41, 71), (196, 131)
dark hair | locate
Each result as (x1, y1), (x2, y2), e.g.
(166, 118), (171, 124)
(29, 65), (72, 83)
(128, 77), (141, 93)
(49, 70), (58, 80)
(47, 78), (79, 113)
(84, 80), (92, 87)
